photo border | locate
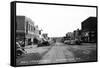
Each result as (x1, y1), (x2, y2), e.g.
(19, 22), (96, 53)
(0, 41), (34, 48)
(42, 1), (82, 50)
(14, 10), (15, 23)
(11, 1), (98, 67)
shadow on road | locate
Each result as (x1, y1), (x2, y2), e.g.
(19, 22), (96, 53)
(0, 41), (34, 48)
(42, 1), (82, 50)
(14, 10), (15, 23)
(16, 53), (42, 65)
(68, 44), (97, 62)
(16, 46), (53, 65)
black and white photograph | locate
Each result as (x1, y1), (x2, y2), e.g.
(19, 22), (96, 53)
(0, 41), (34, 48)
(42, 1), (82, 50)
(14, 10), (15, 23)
(15, 2), (97, 66)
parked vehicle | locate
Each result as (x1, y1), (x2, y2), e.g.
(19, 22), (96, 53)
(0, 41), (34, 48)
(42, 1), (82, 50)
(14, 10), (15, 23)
(16, 42), (26, 58)
(69, 40), (76, 45)
(64, 39), (81, 45)
(38, 41), (50, 47)
(64, 40), (71, 44)
(74, 39), (81, 45)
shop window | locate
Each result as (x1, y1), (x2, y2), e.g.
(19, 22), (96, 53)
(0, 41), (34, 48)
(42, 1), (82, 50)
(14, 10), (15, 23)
(28, 39), (32, 45)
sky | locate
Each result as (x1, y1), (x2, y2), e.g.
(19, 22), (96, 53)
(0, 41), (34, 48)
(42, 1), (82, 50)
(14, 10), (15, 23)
(16, 3), (96, 37)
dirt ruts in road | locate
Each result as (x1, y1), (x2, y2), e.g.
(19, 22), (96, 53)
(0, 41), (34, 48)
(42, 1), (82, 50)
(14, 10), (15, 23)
(39, 42), (76, 64)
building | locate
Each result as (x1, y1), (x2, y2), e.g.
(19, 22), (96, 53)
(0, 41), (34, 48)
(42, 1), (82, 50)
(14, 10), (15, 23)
(81, 17), (97, 43)
(16, 16), (40, 46)
(73, 29), (82, 40)
(66, 32), (74, 40)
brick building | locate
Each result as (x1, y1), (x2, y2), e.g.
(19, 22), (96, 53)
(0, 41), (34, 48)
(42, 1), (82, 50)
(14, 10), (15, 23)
(16, 16), (40, 46)
(81, 17), (97, 43)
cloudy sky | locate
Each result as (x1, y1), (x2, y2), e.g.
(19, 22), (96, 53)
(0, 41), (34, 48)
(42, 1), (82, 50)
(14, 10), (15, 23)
(16, 3), (96, 37)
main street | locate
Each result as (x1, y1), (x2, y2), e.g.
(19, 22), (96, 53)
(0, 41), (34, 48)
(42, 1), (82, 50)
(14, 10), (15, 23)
(16, 41), (97, 65)
(39, 42), (76, 64)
